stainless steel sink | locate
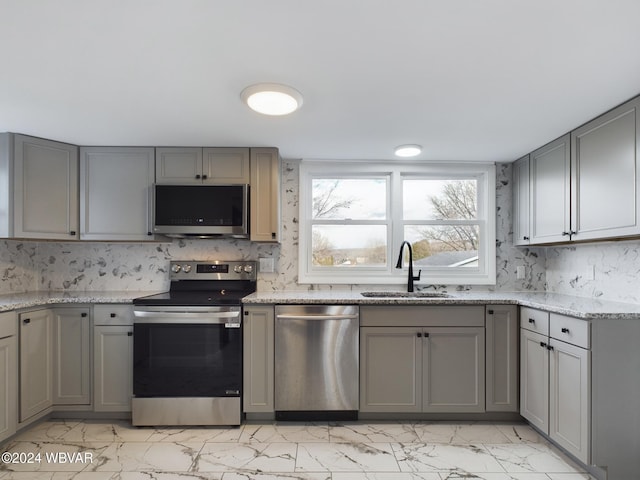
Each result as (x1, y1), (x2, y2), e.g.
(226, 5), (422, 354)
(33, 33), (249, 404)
(360, 291), (450, 298)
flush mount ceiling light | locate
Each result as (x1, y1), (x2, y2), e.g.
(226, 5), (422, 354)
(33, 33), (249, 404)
(394, 144), (422, 157)
(241, 83), (303, 116)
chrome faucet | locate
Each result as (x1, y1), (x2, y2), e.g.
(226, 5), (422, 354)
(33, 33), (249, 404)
(395, 240), (421, 292)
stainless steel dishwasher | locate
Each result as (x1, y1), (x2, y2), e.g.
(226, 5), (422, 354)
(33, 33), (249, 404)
(275, 305), (359, 421)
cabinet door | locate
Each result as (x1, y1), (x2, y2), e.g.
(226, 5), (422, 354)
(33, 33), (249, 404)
(0, 335), (17, 442)
(530, 134), (571, 244)
(94, 325), (133, 412)
(520, 328), (549, 432)
(360, 327), (422, 412)
(80, 147), (155, 240)
(52, 307), (91, 405)
(486, 305), (518, 412)
(19, 309), (53, 422)
(250, 148), (281, 242)
(423, 327), (485, 413)
(13, 135), (79, 240)
(549, 339), (590, 464)
(512, 155), (530, 246)
(202, 148), (250, 184)
(155, 147), (203, 184)
(243, 305), (275, 413)
(571, 96), (640, 241)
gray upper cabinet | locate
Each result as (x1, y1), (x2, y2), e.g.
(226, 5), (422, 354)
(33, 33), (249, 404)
(155, 147), (203, 184)
(0, 133), (79, 240)
(155, 147), (250, 184)
(512, 155), (530, 246)
(250, 148), (281, 242)
(570, 96), (640, 241)
(515, 95), (640, 247)
(530, 134), (571, 244)
(80, 147), (155, 241)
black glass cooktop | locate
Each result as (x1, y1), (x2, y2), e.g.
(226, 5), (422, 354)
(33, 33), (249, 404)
(133, 291), (248, 306)
(134, 280), (256, 306)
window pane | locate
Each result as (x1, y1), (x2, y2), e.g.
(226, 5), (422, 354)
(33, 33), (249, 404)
(403, 225), (479, 268)
(312, 179), (386, 220)
(403, 179), (477, 220)
(312, 225), (387, 267)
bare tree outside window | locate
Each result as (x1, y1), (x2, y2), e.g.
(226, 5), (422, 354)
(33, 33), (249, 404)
(407, 179), (479, 265)
(311, 178), (387, 267)
(422, 180), (478, 252)
(312, 180), (355, 219)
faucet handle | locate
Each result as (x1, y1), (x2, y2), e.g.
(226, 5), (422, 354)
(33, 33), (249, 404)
(413, 269), (422, 281)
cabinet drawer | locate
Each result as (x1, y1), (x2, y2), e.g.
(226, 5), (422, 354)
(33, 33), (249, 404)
(93, 305), (133, 326)
(520, 307), (549, 335)
(360, 306), (485, 327)
(0, 311), (17, 338)
(550, 313), (590, 349)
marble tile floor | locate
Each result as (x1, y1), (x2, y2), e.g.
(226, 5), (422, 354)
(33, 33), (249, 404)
(0, 420), (595, 480)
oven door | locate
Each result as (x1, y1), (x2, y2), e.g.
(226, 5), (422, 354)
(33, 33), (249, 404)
(133, 306), (242, 398)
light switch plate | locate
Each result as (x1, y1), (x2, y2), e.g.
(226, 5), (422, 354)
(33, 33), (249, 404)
(259, 257), (275, 273)
(516, 266), (526, 280)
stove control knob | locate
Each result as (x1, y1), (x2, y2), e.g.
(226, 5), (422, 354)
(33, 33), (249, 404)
(182, 264), (192, 273)
(243, 264), (254, 274)
(171, 264), (182, 273)
(233, 265), (243, 274)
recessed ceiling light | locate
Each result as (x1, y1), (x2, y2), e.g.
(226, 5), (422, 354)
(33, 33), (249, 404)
(241, 83), (303, 116)
(394, 144), (422, 157)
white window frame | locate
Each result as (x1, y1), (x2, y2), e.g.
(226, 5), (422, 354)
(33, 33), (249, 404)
(298, 160), (496, 285)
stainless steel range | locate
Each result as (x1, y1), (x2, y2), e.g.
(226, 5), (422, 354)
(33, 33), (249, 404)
(132, 260), (256, 426)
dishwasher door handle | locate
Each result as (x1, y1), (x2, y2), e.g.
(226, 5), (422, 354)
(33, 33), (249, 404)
(276, 314), (359, 321)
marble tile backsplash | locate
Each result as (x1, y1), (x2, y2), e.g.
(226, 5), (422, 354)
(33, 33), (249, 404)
(545, 240), (640, 304)
(1, 160), (639, 304)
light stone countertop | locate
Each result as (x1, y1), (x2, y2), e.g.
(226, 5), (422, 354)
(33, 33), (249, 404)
(2, 289), (640, 320)
(0, 291), (164, 313)
(243, 290), (640, 320)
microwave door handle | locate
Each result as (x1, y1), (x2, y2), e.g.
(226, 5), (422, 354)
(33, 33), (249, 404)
(147, 186), (153, 236)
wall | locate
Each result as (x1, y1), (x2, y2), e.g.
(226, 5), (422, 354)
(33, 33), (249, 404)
(3, 160), (639, 302)
(545, 240), (640, 304)
(0, 161), (549, 296)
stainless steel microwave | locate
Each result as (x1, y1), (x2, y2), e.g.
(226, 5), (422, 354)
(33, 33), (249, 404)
(153, 184), (249, 238)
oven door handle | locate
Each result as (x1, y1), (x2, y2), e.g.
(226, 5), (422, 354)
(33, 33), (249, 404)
(133, 310), (240, 323)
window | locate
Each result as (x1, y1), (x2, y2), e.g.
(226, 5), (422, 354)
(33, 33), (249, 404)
(299, 161), (496, 285)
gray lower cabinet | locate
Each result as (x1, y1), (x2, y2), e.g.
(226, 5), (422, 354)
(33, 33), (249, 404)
(486, 305), (519, 412)
(0, 311), (17, 443)
(360, 326), (421, 412)
(52, 307), (91, 405)
(19, 308), (54, 423)
(520, 327), (549, 432)
(93, 305), (133, 412)
(360, 306), (485, 413)
(242, 305), (275, 414)
(520, 308), (591, 465)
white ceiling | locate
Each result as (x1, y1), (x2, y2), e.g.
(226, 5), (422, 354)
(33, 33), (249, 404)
(1, 0), (640, 162)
